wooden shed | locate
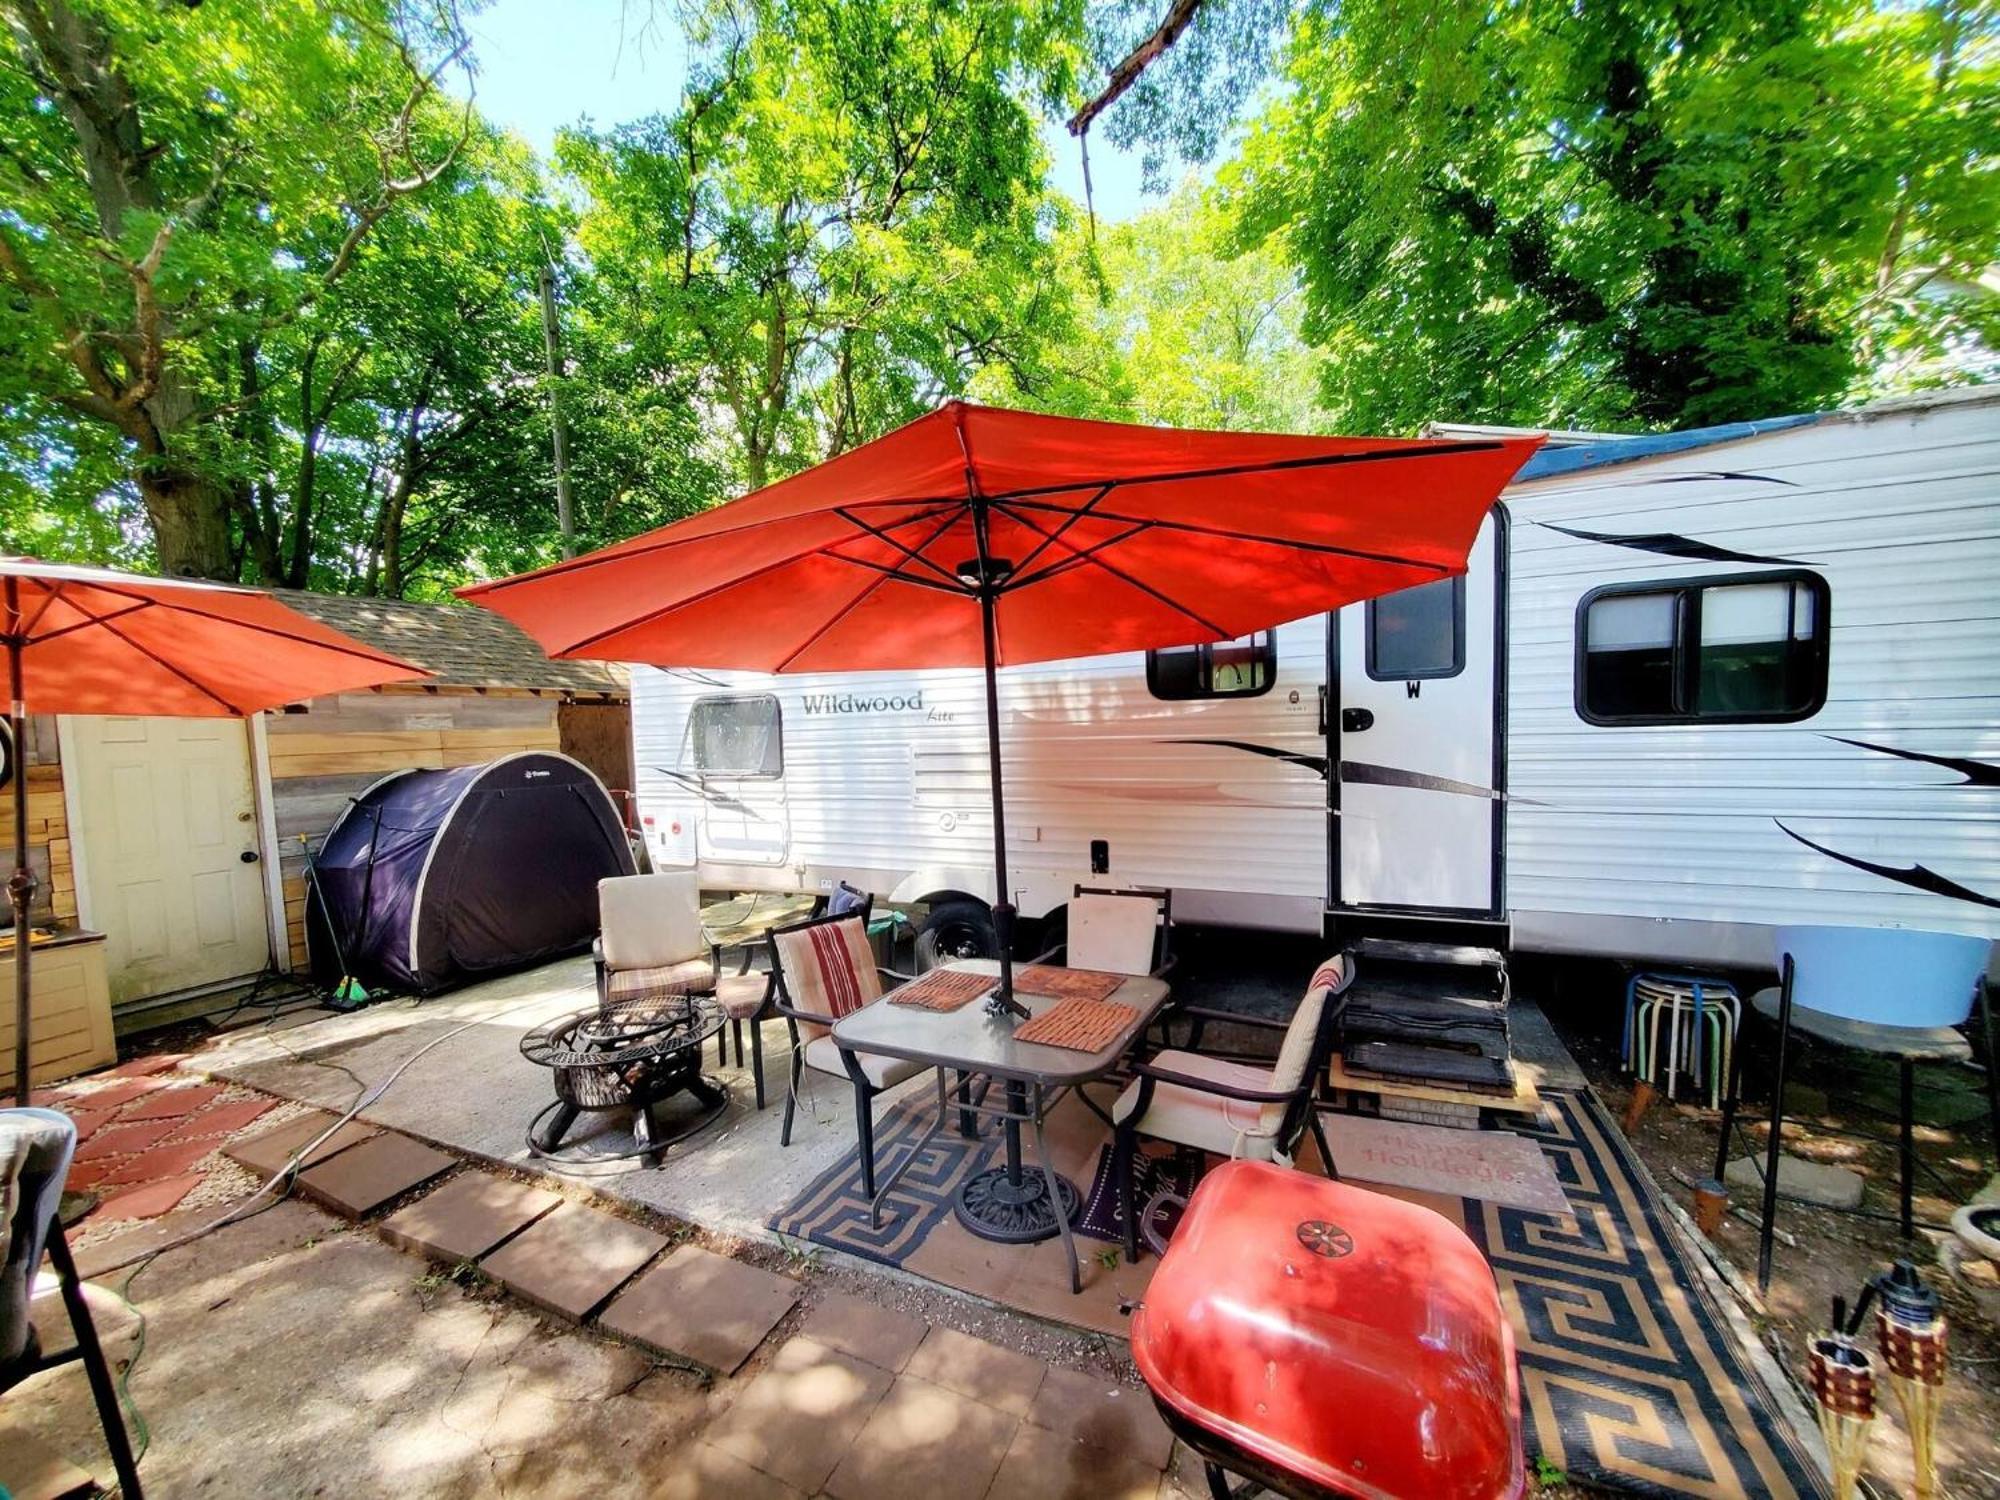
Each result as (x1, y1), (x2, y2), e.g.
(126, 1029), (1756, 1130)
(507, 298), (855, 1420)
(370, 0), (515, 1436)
(14, 593), (629, 1057)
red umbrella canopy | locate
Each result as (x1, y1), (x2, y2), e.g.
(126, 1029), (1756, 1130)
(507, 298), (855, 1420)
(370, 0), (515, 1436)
(461, 402), (1543, 672)
(0, 559), (429, 715)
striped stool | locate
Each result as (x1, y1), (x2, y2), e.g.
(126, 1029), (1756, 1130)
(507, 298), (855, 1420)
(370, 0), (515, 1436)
(1623, 972), (1741, 1108)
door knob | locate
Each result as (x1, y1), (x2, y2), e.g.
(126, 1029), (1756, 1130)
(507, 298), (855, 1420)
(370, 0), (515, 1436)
(239, 850), (260, 864)
(1341, 708), (1375, 733)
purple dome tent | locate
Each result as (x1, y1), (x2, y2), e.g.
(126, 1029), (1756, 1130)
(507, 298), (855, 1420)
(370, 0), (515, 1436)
(305, 752), (636, 995)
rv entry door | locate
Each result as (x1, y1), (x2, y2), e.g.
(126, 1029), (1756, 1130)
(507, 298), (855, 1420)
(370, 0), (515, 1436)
(1332, 510), (1502, 916)
(683, 693), (791, 866)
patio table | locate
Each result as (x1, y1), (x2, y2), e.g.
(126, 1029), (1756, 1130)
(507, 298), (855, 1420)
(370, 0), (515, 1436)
(831, 958), (1169, 1293)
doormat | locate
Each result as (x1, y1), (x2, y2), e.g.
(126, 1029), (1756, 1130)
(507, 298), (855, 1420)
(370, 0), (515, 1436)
(1468, 1090), (1826, 1500)
(767, 1091), (997, 1268)
(1326, 1113), (1571, 1215)
(1074, 1143), (1197, 1244)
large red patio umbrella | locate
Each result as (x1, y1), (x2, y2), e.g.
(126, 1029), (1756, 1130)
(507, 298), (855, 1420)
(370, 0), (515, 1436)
(2, 558), (430, 1105)
(462, 401), (1542, 1004)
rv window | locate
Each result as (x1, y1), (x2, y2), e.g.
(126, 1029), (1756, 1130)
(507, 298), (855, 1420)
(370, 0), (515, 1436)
(1366, 576), (1465, 681)
(1577, 571), (1828, 724)
(1146, 632), (1276, 700)
(686, 695), (783, 777)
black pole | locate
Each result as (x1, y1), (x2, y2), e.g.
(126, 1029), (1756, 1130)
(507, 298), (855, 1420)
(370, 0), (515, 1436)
(8, 579), (35, 1106)
(970, 499), (1027, 1020)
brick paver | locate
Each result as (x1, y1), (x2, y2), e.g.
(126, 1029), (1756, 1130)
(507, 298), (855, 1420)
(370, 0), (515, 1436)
(703, 1336), (894, 1492)
(797, 1291), (927, 1373)
(1025, 1366), (1175, 1471)
(295, 1133), (453, 1218)
(822, 1373), (1018, 1500)
(598, 1244), (800, 1374)
(901, 1326), (1047, 1417)
(93, 1172), (204, 1222)
(985, 1422), (1165, 1500)
(74, 1118), (177, 1162)
(118, 1083), (225, 1122)
(163, 1095), (275, 1143)
(96, 1138), (220, 1188)
(480, 1203), (666, 1320)
(223, 1112), (380, 1177)
(379, 1171), (562, 1263)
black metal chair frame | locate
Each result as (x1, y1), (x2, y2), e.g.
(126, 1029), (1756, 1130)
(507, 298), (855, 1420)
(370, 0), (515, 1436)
(1114, 956), (1356, 1263)
(721, 893), (875, 1111)
(2, 1221), (145, 1498)
(1713, 956), (2000, 1293)
(1033, 884), (1177, 979)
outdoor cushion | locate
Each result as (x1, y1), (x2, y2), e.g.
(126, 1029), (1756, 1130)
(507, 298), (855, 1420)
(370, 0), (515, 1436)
(599, 872), (707, 972)
(1068, 892), (1161, 976)
(1113, 1052), (1285, 1162)
(715, 975), (771, 1019)
(804, 1033), (927, 1090)
(605, 957), (716, 1002)
(1265, 956), (1347, 1133)
(772, 917), (881, 1038)
(1, 1109), (76, 1373)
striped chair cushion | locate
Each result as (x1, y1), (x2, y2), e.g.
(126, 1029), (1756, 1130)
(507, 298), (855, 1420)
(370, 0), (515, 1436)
(772, 917), (881, 1039)
(606, 956), (715, 1003)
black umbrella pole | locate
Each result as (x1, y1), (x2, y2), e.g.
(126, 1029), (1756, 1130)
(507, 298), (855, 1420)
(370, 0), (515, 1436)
(978, 588), (1028, 1019)
(9, 626), (33, 1107)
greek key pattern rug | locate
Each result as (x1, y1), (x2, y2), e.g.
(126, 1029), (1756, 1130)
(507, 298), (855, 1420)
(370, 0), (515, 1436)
(1465, 1090), (1826, 1500)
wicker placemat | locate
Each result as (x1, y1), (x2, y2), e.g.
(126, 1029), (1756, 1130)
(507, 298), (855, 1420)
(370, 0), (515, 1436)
(1014, 964), (1126, 1002)
(889, 969), (994, 1012)
(1013, 997), (1139, 1052)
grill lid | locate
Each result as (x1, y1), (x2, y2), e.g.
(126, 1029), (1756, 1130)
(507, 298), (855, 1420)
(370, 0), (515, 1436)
(1130, 1160), (1523, 1500)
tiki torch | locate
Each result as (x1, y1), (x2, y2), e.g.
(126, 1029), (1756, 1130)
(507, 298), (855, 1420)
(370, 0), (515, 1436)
(1872, 1260), (1947, 1500)
(1808, 1305), (1876, 1500)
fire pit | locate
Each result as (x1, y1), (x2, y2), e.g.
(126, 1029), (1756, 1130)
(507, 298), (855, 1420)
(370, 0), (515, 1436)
(521, 995), (726, 1165)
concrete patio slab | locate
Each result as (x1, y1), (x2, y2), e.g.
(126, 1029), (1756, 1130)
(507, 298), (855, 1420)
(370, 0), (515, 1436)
(988, 1421), (1166, 1500)
(599, 1243), (800, 1374)
(222, 1111), (381, 1177)
(295, 1132), (455, 1218)
(479, 1201), (666, 1320)
(798, 1289), (927, 1373)
(703, 1335), (895, 1492)
(378, 1170), (563, 1263)
(901, 1326), (1046, 1417)
(656, 1443), (807, 1500)
(1026, 1366), (1175, 1471)
(823, 1372), (1020, 1500)
(0, 1429), (95, 1500)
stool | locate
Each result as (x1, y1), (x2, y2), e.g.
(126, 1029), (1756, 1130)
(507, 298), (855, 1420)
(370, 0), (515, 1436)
(716, 971), (776, 1109)
(1710, 925), (1996, 1293)
(1624, 972), (1740, 1107)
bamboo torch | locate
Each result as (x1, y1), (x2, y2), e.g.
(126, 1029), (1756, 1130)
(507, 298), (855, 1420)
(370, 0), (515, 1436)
(1807, 1327), (1876, 1500)
(1872, 1260), (1947, 1500)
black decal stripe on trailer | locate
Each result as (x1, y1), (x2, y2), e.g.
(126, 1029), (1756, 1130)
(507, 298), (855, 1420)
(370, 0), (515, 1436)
(1537, 521), (1810, 567)
(1823, 736), (2000, 789)
(1168, 738), (1329, 779)
(1776, 821), (2000, 910)
(1167, 739), (1536, 805)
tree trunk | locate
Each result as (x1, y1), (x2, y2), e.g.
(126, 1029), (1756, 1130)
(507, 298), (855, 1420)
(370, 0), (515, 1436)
(138, 465), (236, 579)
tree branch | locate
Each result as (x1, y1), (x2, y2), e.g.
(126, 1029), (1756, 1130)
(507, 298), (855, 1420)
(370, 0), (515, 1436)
(1067, 0), (1207, 138)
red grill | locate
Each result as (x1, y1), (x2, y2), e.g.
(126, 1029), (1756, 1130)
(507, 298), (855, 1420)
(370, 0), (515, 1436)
(1130, 1161), (1523, 1500)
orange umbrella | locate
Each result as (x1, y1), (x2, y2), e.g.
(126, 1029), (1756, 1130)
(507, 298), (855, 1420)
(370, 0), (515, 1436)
(3, 558), (429, 1102)
(463, 402), (1541, 1007)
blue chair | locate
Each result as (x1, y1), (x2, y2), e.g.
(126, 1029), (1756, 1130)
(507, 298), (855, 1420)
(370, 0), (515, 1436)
(1, 1108), (145, 1497)
(1712, 926), (1996, 1292)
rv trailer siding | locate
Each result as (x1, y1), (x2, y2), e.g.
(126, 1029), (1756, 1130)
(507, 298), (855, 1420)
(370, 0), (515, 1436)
(1503, 392), (2000, 964)
(630, 616), (1329, 929)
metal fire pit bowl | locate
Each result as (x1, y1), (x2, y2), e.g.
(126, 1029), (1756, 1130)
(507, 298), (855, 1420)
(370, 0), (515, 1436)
(521, 995), (726, 1165)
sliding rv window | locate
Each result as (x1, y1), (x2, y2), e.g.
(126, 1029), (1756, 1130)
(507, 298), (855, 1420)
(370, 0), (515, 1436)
(1366, 575), (1465, 681)
(1576, 570), (1829, 725)
(1146, 631), (1276, 700)
(686, 694), (783, 777)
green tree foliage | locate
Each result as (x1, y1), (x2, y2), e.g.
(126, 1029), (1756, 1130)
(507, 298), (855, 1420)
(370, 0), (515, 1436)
(1220, 0), (1998, 431)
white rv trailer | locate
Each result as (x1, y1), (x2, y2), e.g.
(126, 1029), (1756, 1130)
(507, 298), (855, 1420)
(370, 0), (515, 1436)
(630, 388), (2000, 969)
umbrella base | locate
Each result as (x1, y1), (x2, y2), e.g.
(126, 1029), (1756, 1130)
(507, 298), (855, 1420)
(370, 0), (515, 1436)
(954, 1164), (1080, 1243)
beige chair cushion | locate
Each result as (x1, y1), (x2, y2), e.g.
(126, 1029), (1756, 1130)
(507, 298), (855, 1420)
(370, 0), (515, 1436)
(1067, 892), (1161, 976)
(804, 1033), (927, 1090)
(605, 957), (715, 1003)
(772, 917), (881, 1039)
(1112, 1051), (1284, 1161)
(599, 872), (707, 971)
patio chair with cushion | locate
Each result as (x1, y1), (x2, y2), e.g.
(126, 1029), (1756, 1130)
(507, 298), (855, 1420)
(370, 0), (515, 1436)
(594, 871), (719, 1012)
(1, 1109), (144, 1499)
(768, 910), (931, 1198)
(1112, 952), (1356, 1263)
(716, 889), (874, 1110)
(1036, 886), (1174, 978)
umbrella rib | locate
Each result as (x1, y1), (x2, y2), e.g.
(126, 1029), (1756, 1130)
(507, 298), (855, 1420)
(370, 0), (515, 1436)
(776, 509), (972, 672)
(1004, 518), (1152, 592)
(36, 576), (424, 671)
(833, 507), (967, 588)
(1002, 496), (1454, 575)
(1006, 483), (1115, 580)
(983, 439), (1510, 504)
(24, 597), (157, 647)
(997, 503), (1231, 640)
(62, 596), (243, 713)
(17, 581), (103, 640)
(820, 552), (966, 595)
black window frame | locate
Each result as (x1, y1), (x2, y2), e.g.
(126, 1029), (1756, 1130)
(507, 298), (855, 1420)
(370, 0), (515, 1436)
(1574, 568), (1830, 727)
(1145, 631), (1278, 701)
(1365, 574), (1467, 682)
(685, 692), (785, 778)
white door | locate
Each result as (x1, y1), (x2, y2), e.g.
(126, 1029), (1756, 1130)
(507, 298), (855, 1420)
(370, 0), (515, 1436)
(71, 716), (270, 1002)
(1334, 511), (1502, 915)
(682, 693), (791, 866)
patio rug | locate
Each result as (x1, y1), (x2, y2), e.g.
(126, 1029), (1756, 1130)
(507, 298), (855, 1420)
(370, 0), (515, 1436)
(1074, 1142), (1196, 1244)
(1464, 1089), (1826, 1500)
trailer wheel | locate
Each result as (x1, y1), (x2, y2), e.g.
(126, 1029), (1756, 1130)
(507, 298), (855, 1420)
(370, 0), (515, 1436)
(914, 899), (997, 970)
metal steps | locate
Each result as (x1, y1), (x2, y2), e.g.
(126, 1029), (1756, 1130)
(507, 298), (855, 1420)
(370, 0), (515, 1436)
(1337, 932), (1517, 1098)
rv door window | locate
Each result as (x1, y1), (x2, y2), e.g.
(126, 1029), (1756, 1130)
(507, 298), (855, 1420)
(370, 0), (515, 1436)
(1578, 570), (1828, 724)
(1146, 632), (1276, 700)
(686, 695), (783, 777)
(1366, 575), (1465, 681)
